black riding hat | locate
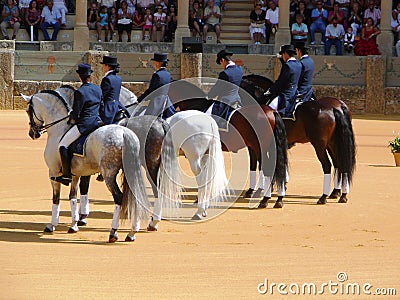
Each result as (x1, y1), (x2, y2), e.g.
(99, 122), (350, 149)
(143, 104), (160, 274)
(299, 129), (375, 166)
(151, 53), (169, 62)
(279, 44), (297, 55)
(216, 49), (234, 64)
(101, 55), (119, 66)
(294, 41), (310, 51)
(76, 63), (93, 76)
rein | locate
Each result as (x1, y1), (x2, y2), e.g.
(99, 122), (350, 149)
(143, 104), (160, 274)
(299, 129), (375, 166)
(28, 90), (72, 134)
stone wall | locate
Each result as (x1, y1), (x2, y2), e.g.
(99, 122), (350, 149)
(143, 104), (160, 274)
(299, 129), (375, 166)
(3, 50), (400, 114)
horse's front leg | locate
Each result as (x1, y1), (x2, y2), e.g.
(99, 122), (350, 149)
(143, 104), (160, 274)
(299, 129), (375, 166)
(44, 177), (61, 233)
(67, 176), (80, 233)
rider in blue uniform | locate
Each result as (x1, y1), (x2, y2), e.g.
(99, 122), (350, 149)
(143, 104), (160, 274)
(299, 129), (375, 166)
(99, 55), (130, 125)
(137, 53), (176, 119)
(208, 49), (244, 127)
(51, 64), (102, 186)
(265, 44), (302, 118)
(294, 41), (314, 102)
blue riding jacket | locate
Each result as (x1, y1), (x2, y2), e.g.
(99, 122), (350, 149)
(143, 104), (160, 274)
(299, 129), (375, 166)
(100, 71), (130, 124)
(270, 57), (302, 116)
(71, 82), (102, 135)
(298, 55), (314, 102)
(137, 67), (176, 119)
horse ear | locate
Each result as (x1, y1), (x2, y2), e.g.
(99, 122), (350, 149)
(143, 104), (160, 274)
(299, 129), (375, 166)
(20, 93), (31, 102)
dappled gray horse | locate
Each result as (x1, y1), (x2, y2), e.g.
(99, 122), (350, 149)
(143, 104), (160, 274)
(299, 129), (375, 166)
(23, 87), (150, 243)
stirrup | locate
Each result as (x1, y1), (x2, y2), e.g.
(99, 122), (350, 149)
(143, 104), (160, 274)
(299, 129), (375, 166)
(51, 176), (72, 186)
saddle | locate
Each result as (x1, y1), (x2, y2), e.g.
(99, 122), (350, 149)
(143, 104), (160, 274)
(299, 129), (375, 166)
(69, 134), (90, 157)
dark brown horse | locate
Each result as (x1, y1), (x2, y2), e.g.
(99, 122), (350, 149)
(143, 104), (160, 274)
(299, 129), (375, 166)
(170, 83), (288, 209)
(240, 74), (356, 204)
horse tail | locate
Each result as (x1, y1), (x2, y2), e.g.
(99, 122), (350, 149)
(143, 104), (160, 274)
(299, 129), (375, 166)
(201, 119), (230, 207)
(121, 129), (150, 225)
(158, 121), (181, 218)
(332, 106), (356, 184)
(272, 112), (288, 187)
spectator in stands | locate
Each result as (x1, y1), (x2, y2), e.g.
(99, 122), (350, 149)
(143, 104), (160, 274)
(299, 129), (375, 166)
(152, 5), (166, 42)
(19, 0), (31, 27)
(40, 0), (61, 41)
(290, 0), (299, 24)
(291, 14), (308, 42)
(343, 26), (355, 52)
(125, 0), (136, 12)
(391, 2), (400, 42)
(25, 0), (41, 41)
(87, 1), (101, 38)
(250, 2), (266, 45)
(142, 8), (152, 40)
(213, 0), (227, 11)
(363, 0), (380, 28)
(165, 4), (177, 41)
(203, 0), (221, 44)
(108, 6), (117, 41)
(294, 0), (311, 27)
(354, 16), (380, 55)
(132, 8), (143, 30)
(97, 0), (116, 13)
(53, 0), (67, 27)
(348, 1), (363, 34)
(117, 0), (133, 42)
(328, 1), (346, 28)
(265, 0), (279, 44)
(310, 0), (328, 45)
(336, 0), (350, 18)
(191, 1), (204, 37)
(325, 16), (345, 55)
(155, 0), (169, 13)
(1, 0), (21, 40)
(136, 0), (154, 14)
(315, 0), (333, 11)
(98, 5), (109, 41)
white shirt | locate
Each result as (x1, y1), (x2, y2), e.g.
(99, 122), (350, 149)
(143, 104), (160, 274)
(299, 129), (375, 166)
(265, 7), (279, 25)
(326, 23), (345, 38)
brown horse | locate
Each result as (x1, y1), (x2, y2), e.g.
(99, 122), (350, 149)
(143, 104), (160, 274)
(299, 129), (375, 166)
(170, 83), (288, 209)
(240, 74), (356, 204)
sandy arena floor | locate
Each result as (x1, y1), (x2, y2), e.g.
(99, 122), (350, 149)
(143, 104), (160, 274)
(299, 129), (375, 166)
(0, 111), (399, 299)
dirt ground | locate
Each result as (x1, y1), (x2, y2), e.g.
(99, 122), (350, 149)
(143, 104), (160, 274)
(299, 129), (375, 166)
(0, 110), (399, 299)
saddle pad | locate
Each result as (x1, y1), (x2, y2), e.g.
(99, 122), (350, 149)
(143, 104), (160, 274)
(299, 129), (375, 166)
(69, 135), (89, 157)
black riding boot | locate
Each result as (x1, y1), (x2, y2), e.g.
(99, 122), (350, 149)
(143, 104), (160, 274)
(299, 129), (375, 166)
(51, 146), (72, 186)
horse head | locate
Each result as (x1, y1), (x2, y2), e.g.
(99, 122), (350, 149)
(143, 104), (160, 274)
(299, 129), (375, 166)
(22, 93), (44, 140)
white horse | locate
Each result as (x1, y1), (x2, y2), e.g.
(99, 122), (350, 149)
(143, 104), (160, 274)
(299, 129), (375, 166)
(119, 90), (230, 220)
(166, 110), (229, 220)
(22, 87), (150, 243)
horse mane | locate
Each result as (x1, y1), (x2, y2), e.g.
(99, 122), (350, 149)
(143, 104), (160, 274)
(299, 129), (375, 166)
(39, 89), (72, 113)
(243, 74), (274, 85)
(60, 84), (76, 92)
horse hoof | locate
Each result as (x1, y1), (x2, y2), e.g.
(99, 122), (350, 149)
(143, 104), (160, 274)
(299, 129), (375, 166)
(202, 210), (207, 217)
(317, 196), (327, 205)
(109, 234), (118, 243)
(68, 227), (78, 234)
(338, 195), (348, 203)
(193, 198), (198, 204)
(147, 225), (158, 231)
(273, 200), (283, 208)
(124, 235), (136, 242)
(243, 188), (254, 198)
(96, 174), (104, 182)
(329, 189), (341, 199)
(258, 202), (267, 209)
(191, 214), (202, 220)
(253, 188), (264, 198)
(77, 219), (87, 226)
(43, 225), (54, 233)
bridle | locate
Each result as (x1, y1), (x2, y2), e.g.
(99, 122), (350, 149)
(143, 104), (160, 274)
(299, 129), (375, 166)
(27, 90), (72, 136)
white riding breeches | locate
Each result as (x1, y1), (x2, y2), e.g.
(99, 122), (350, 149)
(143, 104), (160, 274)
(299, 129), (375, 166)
(59, 125), (81, 148)
(268, 96), (279, 110)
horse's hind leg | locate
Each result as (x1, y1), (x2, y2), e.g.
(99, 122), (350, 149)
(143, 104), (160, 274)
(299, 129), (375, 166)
(67, 176), (80, 233)
(104, 175), (123, 243)
(147, 166), (161, 231)
(313, 146), (332, 205)
(189, 157), (207, 220)
(78, 175), (91, 226)
(327, 148), (341, 199)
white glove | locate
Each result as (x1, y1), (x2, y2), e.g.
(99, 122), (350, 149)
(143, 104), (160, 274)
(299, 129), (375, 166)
(264, 89), (272, 97)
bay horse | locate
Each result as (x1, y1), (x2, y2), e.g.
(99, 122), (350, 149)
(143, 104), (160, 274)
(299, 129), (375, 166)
(240, 74), (356, 204)
(168, 80), (288, 209)
(55, 86), (181, 232)
(22, 87), (151, 243)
